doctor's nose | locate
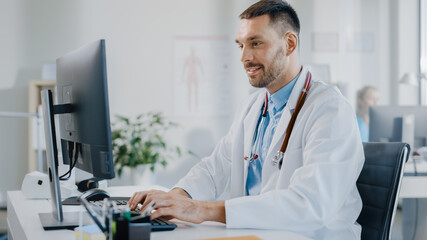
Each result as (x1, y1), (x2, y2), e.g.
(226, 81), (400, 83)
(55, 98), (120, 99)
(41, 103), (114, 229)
(240, 48), (254, 63)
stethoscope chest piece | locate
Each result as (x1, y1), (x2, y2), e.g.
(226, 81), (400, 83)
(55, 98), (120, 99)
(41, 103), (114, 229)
(272, 151), (284, 167)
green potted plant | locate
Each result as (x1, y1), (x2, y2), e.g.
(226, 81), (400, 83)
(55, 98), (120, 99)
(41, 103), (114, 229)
(111, 112), (182, 185)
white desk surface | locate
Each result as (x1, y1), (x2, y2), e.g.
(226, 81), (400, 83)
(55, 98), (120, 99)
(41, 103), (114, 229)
(7, 187), (310, 240)
(400, 159), (427, 198)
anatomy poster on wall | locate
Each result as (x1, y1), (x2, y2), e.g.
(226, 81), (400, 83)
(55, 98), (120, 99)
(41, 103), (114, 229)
(173, 36), (231, 116)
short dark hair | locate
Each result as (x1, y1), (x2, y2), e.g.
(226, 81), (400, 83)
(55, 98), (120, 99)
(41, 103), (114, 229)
(239, 0), (300, 37)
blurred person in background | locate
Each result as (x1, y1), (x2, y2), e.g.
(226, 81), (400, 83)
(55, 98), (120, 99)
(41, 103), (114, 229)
(356, 86), (378, 142)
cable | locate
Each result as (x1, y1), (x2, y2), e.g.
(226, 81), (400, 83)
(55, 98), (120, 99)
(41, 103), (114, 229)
(59, 142), (75, 180)
(59, 142), (79, 180)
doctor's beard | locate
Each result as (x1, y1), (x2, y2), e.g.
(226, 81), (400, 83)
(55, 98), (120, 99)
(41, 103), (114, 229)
(246, 46), (286, 88)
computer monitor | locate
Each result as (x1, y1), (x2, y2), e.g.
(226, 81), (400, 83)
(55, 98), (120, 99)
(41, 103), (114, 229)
(369, 106), (427, 149)
(56, 39), (114, 179)
(39, 39), (114, 230)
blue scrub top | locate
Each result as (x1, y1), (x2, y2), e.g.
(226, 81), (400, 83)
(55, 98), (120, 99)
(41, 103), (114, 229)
(356, 115), (369, 142)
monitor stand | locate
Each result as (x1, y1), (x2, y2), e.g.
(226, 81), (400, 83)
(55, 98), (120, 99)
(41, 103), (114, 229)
(39, 89), (80, 230)
(39, 212), (93, 230)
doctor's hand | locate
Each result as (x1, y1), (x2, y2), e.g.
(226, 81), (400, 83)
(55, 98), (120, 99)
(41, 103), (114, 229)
(128, 188), (226, 224)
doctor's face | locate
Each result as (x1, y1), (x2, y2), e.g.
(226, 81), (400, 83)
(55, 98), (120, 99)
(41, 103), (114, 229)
(235, 15), (287, 89)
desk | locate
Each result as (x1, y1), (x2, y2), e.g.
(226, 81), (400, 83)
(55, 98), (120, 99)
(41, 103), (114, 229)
(400, 160), (427, 198)
(7, 187), (310, 240)
(399, 159), (427, 240)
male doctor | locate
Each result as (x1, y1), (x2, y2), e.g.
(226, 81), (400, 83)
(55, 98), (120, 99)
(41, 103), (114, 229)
(128, 0), (365, 239)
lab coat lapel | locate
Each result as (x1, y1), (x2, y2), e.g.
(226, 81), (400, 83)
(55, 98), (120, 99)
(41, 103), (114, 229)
(266, 67), (309, 160)
(242, 91), (266, 192)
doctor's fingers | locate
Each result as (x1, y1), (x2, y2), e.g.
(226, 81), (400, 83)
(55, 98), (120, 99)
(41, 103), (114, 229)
(150, 205), (191, 222)
(129, 191), (153, 209)
(128, 191), (146, 209)
(129, 190), (166, 209)
(150, 207), (175, 220)
(151, 199), (174, 209)
(139, 191), (171, 212)
(151, 202), (204, 224)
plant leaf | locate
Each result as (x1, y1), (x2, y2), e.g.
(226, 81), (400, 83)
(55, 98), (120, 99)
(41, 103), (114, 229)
(116, 115), (130, 125)
(111, 130), (122, 140)
(176, 146), (182, 157)
(187, 150), (198, 158)
(161, 160), (167, 167)
(131, 137), (141, 145)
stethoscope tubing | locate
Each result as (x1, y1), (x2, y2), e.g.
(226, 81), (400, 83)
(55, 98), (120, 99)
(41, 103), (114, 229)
(276, 71), (312, 169)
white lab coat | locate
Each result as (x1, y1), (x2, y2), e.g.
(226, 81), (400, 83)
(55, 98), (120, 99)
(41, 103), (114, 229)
(175, 66), (365, 240)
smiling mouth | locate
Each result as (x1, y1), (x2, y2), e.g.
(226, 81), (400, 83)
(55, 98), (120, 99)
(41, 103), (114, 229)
(246, 67), (261, 76)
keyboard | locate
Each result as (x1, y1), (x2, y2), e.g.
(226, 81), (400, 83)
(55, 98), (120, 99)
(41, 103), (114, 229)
(63, 196), (177, 231)
(92, 198), (177, 232)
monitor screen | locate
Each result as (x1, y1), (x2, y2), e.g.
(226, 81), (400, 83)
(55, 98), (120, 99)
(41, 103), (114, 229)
(369, 106), (427, 149)
(56, 39), (114, 179)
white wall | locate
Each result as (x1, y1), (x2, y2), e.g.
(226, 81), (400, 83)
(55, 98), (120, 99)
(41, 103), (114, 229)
(396, 0), (420, 105)
(0, 0), (31, 206)
(291, 0), (420, 107)
(290, 0), (393, 107)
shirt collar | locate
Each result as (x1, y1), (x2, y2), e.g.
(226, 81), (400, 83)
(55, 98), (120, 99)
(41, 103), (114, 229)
(267, 72), (300, 113)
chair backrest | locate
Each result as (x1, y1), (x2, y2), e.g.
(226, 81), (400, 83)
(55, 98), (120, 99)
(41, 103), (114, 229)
(357, 142), (410, 240)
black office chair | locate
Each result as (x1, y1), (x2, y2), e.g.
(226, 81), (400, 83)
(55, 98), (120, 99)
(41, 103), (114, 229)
(357, 142), (410, 240)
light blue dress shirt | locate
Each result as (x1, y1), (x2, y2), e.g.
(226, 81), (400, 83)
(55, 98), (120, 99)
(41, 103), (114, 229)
(356, 115), (369, 142)
(246, 75), (299, 196)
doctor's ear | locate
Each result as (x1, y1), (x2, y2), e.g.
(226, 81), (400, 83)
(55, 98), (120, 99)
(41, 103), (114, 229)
(284, 32), (298, 56)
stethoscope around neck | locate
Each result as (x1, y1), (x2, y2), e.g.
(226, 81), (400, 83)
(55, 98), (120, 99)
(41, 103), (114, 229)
(244, 71), (312, 170)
